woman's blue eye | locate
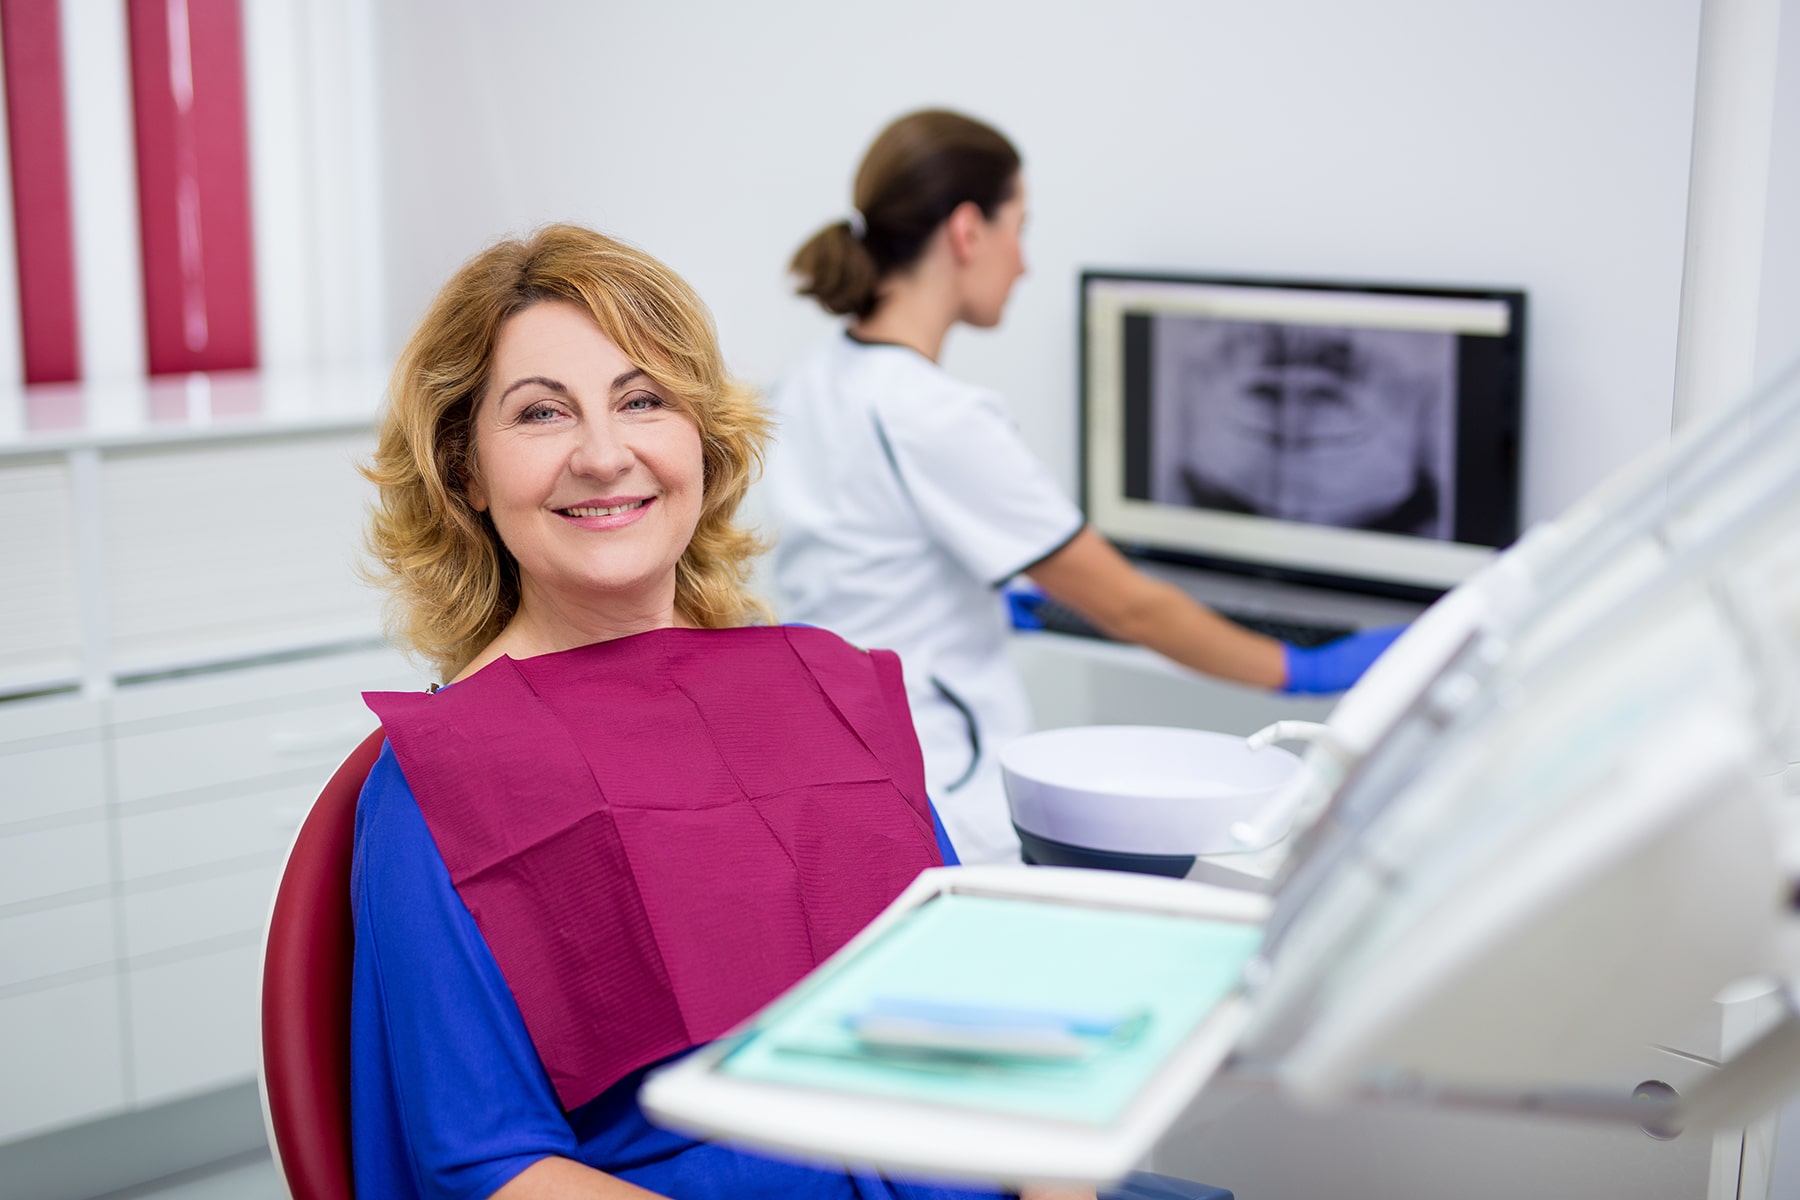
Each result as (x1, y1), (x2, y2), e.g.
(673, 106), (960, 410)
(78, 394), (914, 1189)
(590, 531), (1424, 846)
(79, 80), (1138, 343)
(623, 394), (664, 412)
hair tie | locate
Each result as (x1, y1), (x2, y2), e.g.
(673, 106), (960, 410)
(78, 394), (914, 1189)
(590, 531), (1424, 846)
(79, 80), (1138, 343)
(846, 210), (867, 241)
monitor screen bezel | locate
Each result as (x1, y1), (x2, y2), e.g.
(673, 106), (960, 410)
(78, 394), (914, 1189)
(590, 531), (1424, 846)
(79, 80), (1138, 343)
(1078, 269), (1527, 601)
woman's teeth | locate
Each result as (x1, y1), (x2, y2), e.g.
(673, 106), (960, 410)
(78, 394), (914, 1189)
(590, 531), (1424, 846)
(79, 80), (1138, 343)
(563, 500), (646, 517)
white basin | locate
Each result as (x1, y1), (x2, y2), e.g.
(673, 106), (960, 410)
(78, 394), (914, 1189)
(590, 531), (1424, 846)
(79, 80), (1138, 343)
(1001, 725), (1302, 856)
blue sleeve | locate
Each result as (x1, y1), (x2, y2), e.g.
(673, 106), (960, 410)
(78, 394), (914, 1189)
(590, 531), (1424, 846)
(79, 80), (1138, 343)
(930, 803), (960, 866)
(350, 743), (575, 1200)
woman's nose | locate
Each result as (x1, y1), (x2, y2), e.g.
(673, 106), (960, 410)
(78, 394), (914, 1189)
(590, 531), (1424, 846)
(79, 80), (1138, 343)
(568, 420), (634, 479)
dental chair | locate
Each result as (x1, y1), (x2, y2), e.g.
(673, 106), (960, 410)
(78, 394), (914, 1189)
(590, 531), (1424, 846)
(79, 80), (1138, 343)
(258, 730), (1234, 1200)
(258, 728), (383, 1199)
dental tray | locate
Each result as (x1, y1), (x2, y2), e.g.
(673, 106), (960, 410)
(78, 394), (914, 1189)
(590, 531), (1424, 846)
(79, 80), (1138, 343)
(641, 865), (1269, 1188)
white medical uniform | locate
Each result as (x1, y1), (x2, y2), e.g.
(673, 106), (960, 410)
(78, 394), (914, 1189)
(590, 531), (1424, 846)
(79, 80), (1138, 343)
(766, 333), (1083, 864)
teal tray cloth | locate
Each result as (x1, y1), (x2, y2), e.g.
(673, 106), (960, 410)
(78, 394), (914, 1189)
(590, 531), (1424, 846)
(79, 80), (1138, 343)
(717, 892), (1261, 1127)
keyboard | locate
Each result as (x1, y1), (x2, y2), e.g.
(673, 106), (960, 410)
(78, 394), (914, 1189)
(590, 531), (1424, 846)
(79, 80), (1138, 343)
(1024, 594), (1354, 649)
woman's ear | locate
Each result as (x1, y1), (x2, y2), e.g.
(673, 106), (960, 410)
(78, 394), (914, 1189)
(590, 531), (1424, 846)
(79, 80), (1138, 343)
(945, 200), (985, 265)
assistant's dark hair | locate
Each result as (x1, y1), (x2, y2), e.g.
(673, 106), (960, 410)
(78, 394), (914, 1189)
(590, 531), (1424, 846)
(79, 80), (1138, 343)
(790, 109), (1021, 319)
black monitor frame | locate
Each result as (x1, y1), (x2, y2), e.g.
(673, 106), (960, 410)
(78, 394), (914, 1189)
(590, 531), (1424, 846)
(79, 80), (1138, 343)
(1078, 269), (1527, 601)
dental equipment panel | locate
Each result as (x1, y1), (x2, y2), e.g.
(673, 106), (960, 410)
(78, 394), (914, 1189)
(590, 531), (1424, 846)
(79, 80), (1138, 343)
(645, 355), (1800, 1184)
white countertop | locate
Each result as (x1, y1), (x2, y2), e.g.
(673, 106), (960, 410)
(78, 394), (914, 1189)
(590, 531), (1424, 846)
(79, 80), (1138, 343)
(0, 365), (392, 457)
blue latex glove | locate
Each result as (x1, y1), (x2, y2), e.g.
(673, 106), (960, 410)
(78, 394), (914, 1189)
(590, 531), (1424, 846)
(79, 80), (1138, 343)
(1003, 580), (1048, 631)
(1281, 624), (1407, 694)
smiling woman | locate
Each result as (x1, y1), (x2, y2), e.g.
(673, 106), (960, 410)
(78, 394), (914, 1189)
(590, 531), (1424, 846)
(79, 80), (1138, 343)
(460, 300), (708, 669)
(363, 224), (771, 681)
(345, 224), (1024, 1200)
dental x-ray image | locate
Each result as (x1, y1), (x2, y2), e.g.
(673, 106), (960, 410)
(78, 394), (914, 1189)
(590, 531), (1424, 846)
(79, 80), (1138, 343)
(1149, 317), (1458, 538)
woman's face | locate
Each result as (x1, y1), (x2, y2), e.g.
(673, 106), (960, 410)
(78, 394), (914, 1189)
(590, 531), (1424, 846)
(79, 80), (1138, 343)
(959, 175), (1028, 328)
(466, 300), (705, 625)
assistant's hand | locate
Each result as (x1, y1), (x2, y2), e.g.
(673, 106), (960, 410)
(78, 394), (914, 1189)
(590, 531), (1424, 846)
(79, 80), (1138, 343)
(1280, 624), (1407, 694)
(1004, 580), (1049, 630)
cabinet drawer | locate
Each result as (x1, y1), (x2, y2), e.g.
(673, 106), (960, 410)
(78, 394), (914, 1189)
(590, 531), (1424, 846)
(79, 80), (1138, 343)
(0, 820), (110, 907)
(0, 692), (107, 827)
(0, 974), (127, 1141)
(0, 897), (116, 990)
(108, 642), (418, 726)
(99, 436), (382, 672)
(1, 738), (108, 827)
(0, 460), (84, 695)
(127, 941), (260, 1106)
(0, 690), (104, 744)
(112, 697), (380, 805)
(122, 866), (282, 959)
(117, 779), (313, 882)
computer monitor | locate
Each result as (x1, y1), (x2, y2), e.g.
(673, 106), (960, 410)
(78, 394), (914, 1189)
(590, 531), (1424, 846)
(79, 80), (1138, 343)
(1080, 271), (1526, 598)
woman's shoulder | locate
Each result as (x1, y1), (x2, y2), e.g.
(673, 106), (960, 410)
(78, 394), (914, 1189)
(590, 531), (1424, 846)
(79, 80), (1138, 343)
(349, 741), (447, 907)
(352, 742), (423, 849)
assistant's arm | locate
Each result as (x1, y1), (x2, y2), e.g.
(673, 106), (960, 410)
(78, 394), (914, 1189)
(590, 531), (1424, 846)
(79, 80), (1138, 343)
(1023, 527), (1286, 689)
(1024, 530), (1406, 694)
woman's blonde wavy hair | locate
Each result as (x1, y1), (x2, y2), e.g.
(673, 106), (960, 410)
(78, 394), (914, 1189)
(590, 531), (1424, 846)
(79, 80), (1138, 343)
(363, 223), (771, 679)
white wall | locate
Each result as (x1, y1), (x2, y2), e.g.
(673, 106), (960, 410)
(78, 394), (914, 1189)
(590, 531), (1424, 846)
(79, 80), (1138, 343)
(59, 0), (145, 385)
(368, 0), (1712, 528)
(1756, 0), (1800, 383)
(245, 0), (387, 374)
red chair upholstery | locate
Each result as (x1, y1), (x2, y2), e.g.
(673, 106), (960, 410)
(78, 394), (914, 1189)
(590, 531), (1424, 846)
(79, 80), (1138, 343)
(259, 728), (386, 1200)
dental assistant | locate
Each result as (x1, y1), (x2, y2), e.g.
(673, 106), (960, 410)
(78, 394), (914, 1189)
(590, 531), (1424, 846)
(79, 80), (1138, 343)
(766, 109), (1400, 865)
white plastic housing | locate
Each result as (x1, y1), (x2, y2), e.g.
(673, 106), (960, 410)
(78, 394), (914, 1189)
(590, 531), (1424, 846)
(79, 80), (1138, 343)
(1001, 725), (1301, 855)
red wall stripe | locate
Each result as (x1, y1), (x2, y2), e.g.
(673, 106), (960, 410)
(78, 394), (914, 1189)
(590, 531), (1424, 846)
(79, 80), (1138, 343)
(0, 0), (82, 384)
(126, 0), (257, 375)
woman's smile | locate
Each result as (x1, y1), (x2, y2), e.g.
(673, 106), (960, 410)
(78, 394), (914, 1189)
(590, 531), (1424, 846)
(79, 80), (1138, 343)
(556, 496), (655, 524)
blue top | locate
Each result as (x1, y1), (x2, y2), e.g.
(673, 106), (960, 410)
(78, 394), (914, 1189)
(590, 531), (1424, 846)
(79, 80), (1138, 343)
(350, 743), (998, 1200)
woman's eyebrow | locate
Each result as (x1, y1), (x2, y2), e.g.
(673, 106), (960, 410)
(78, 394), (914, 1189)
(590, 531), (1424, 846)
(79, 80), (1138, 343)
(496, 375), (570, 405)
(493, 369), (650, 407)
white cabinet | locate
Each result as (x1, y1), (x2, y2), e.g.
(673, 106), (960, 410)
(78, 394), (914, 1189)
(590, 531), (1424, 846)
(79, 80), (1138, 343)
(3, 706), (107, 824)
(98, 435), (384, 675)
(0, 898), (115, 990)
(126, 942), (265, 1108)
(0, 819), (111, 909)
(0, 691), (122, 1141)
(0, 978), (128, 1139)
(0, 644), (424, 1143)
(0, 459), (84, 692)
(0, 385), (428, 1143)
(121, 868), (284, 961)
